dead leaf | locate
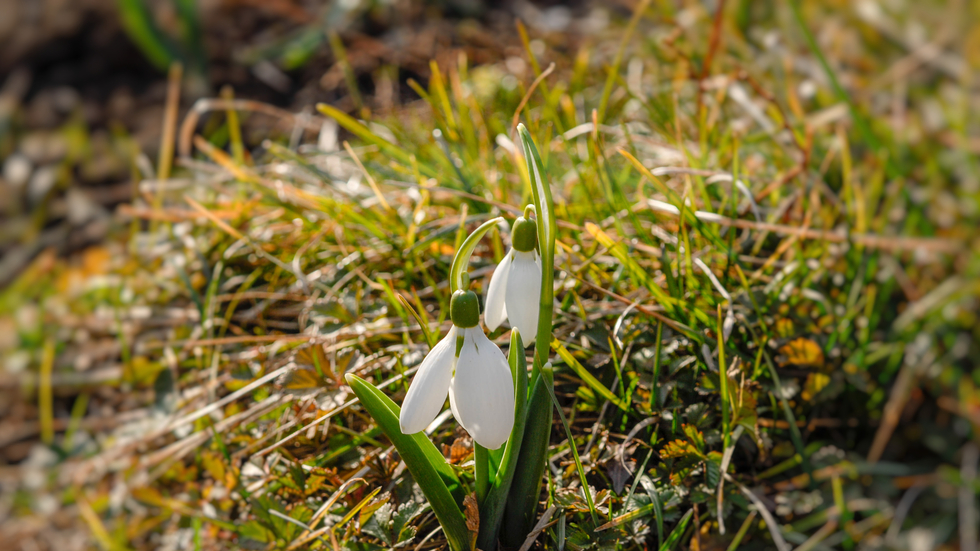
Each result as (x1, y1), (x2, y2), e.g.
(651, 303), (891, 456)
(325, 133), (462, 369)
(778, 338), (825, 369)
(463, 493), (479, 533)
(442, 437), (472, 464)
(801, 372), (831, 401)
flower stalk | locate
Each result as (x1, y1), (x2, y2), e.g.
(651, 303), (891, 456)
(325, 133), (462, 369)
(498, 124), (558, 547)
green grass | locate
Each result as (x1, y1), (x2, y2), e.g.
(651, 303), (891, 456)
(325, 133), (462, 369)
(2, 1), (978, 550)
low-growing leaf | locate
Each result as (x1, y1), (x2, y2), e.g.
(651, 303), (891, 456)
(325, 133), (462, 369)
(345, 374), (471, 551)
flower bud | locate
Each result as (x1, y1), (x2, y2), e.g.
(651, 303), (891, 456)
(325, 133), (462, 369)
(511, 216), (537, 252)
(450, 289), (480, 328)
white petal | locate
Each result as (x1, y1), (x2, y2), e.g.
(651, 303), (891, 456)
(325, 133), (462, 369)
(399, 327), (456, 434)
(449, 327), (515, 449)
(484, 249), (513, 331)
(505, 250), (541, 346)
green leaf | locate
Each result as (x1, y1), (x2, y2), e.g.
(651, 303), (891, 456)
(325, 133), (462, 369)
(449, 217), (505, 293)
(499, 365), (554, 547)
(392, 500), (426, 543)
(345, 374), (471, 551)
(639, 477), (665, 549)
(502, 124), (559, 548)
(706, 451), (723, 488)
(660, 508), (693, 551)
(517, 124), (556, 373)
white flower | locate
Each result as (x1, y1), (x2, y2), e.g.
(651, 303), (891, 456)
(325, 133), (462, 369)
(449, 326), (515, 449)
(398, 326), (457, 435)
(484, 216), (542, 345)
(399, 291), (515, 449)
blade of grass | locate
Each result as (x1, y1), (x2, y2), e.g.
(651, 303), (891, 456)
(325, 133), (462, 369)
(552, 338), (629, 412)
(618, 148), (726, 250)
(718, 306), (730, 452)
(726, 511), (758, 551)
(786, 0), (899, 179)
(76, 494), (125, 551)
(648, 321), (664, 411)
(659, 508), (693, 551)
(316, 103), (434, 176)
(585, 222), (682, 316)
(39, 338), (55, 445)
(597, 0), (652, 123)
(542, 366), (599, 526)
(327, 32), (363, 113)
(397, 293), (436, 348)
(333, 487), (381, 534)
(151, 62), (182, 233)
(596, 502), (656, 531)
(428, 60), (458, 138)
(220, 85), (245, 165)
(116, 0), (180, 71)
(343, 140), (392, 211)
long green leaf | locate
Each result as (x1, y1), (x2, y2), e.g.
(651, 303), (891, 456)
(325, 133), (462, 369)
(517, 124), (556, 374)
(499, 365), (554, 547)
(449, 217), (504, 293)
(639, 477), (665, 548)
(660, 508), (694, 551)
(477, 330), (529, 550)
(344, 374), (471, 551)
(504, 124), (558, 546)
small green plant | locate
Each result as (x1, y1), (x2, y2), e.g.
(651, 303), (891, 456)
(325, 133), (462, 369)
(347, 124), (557, 550)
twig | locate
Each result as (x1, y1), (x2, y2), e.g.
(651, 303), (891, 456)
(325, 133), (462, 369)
(343, 140), (391, 211)
(728, 476), (791, 551)
(153, 62), (183, 228)
(795, 519), (838, 551)
(517, 506), (558, 551)
(512, 62), (556, 133)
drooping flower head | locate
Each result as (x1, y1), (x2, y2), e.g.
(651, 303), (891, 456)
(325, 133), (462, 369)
(484, 213), (542, 346)
(399, 289), (515, 449)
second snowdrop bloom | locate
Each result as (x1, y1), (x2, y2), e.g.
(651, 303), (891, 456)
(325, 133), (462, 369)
(485, 216), (542, 345)
(399, 289), (515, 449)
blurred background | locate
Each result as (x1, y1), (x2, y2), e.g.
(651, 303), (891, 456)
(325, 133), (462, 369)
(0, 0), (587, 287)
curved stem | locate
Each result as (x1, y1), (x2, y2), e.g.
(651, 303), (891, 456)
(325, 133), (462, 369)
(449, 217), (505, 293)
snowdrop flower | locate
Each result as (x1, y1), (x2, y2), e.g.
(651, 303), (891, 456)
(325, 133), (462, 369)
(485, 215), (541, 345)
(399, 289), (515, 449)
